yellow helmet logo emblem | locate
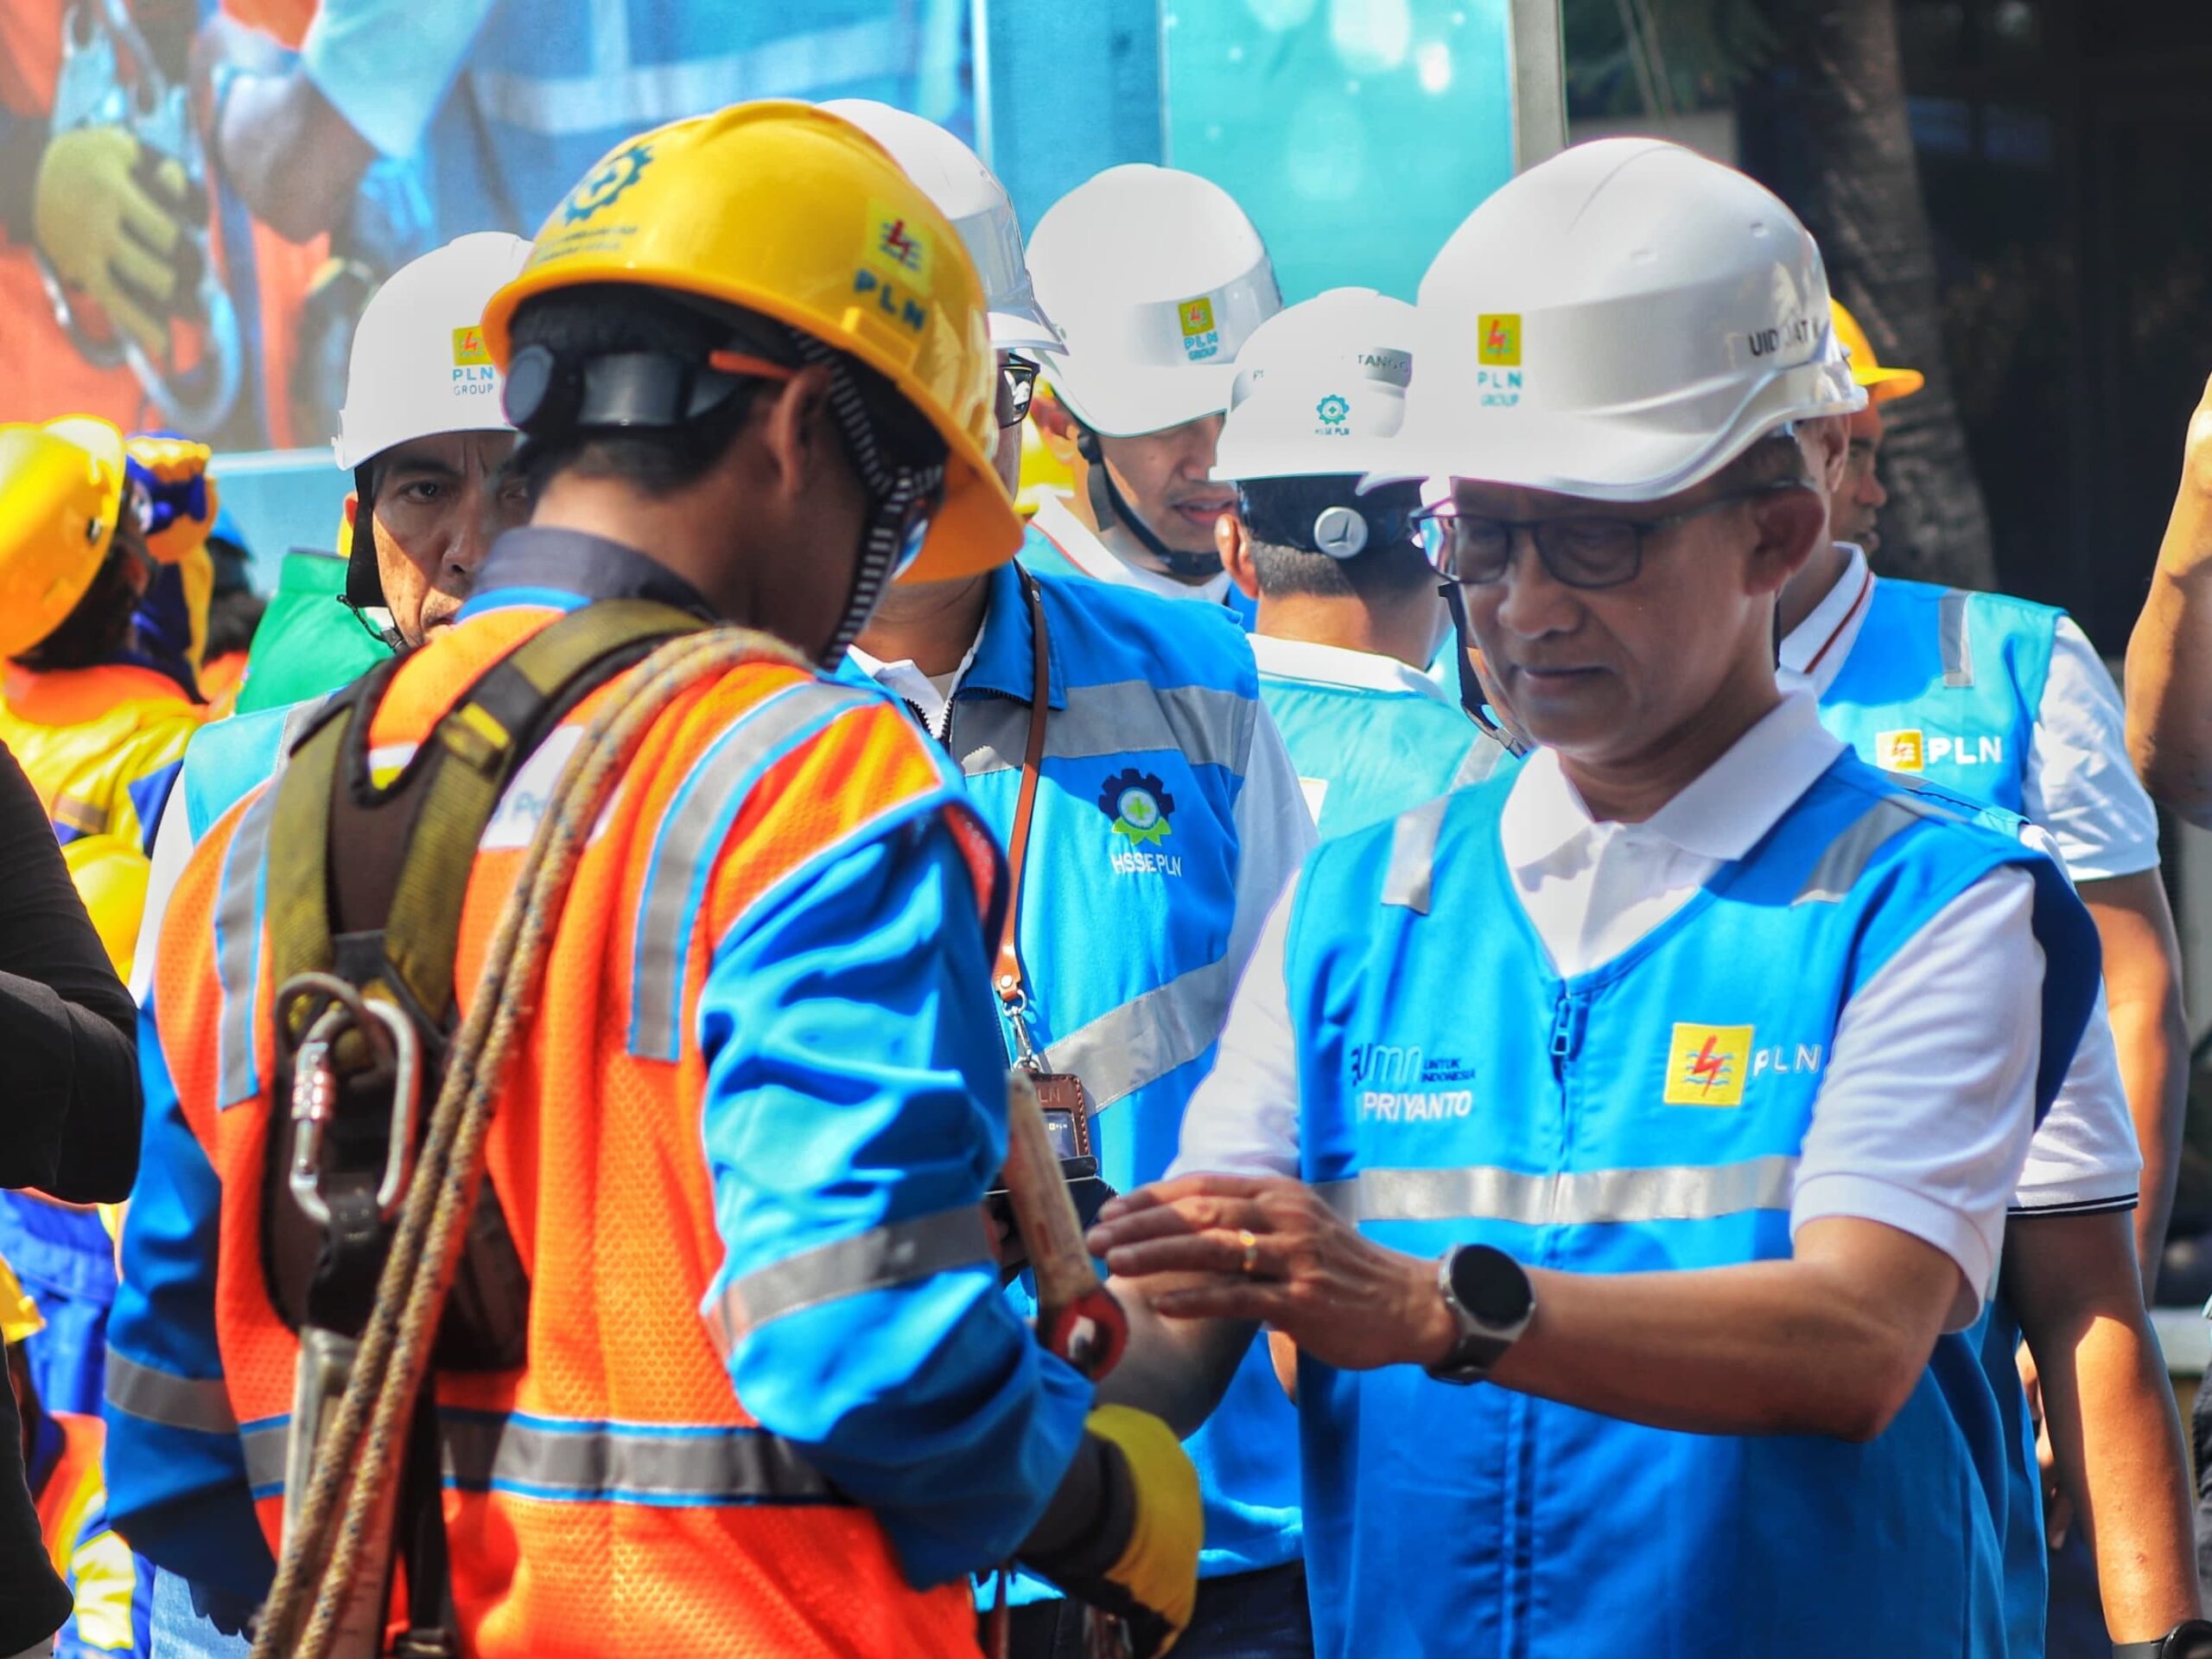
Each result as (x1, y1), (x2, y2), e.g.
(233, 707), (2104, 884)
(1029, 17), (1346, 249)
(561, 140), (653, 225)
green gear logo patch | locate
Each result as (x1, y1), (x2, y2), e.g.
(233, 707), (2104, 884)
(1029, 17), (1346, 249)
(562, 141), (652, 224)
(1316, 393), (1351, 426)
(1098, 768), (1175, 847)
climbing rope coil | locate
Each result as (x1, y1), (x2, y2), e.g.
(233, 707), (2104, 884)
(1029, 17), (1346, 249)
(250, 626), (804, 1659)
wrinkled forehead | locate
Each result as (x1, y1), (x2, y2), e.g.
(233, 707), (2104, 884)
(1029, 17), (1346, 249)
(372, 429), (519, 483)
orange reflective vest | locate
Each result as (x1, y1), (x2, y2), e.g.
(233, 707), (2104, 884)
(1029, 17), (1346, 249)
(155, 603), (998, 1657)
(33, 1410), (105, 1581)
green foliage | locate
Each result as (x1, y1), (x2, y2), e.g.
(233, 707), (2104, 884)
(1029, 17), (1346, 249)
(1562, 0), (1777, 117)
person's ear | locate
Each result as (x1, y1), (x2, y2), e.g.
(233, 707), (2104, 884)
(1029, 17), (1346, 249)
(1217, 510), (1259, 601)
(753, 364), (837, 500)
(1799, 415), (1849, 498)
(1745, 485), (1828, 596)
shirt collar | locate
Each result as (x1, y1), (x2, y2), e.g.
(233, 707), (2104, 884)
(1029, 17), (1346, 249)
(1502, 691), (1844, 875)
(844, 560), (1066, 715)
(1030, 493), (1235, 607)
(1248, 632), (1452, 702)
(1776, 542), (1874, 696)
(459, 526), (720, 621)
(962, 559), (1067, 709)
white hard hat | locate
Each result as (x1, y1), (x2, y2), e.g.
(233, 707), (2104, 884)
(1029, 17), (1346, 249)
(1213, 288), (1417, 482)
(1026, 163), (1281, 438)
(818, 99), (1058, 355)
(333, 232), (535, 472)
(1370, 138), (1865, 503)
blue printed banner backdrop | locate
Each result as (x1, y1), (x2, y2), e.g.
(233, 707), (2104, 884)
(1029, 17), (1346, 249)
(0, 0), (1515, 563)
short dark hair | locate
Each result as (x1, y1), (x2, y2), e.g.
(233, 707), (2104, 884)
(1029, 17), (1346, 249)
(12, 521), (144, 671)
(1238, 475), (1433, 601)
(505, 283), (945, 501)
(1714, 431), (1815, 493)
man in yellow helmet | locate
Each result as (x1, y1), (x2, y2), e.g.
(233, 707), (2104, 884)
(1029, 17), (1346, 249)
(111, 102), (1199, 1659)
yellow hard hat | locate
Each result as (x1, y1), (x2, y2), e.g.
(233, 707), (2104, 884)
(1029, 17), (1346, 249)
(0, 415), (127, 659)
(1830, 301), (1924, 404)
(481, 100), (1020, 583)
(0, 1249), (45, 1347)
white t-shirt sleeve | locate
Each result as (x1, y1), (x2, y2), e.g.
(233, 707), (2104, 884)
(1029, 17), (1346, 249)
(1170, 877), (1303, 1180)
(2011, 977), (2141, 1214)
(2022, 616), (2161, 881)
(129, 791), (197, 1007)
(1227, 705), (1319, 978)
(1791, 867), (2042, 1329)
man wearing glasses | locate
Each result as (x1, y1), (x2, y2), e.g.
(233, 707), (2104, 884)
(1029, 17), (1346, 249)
(1079, 139), (2154, 1659)
(834, 105), (1319, 1659)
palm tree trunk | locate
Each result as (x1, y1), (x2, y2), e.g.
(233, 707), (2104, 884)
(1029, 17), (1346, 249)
(1741, 0), (1996, 589)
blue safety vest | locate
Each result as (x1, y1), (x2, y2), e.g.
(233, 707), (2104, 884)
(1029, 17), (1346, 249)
(1281, 753), (2097, 1659)
(847, 559), (1301, 1584)
(1254, 650), (1503, 839)
(1817, 575), (2078, 1658)
(1819, 577), (2058, 810)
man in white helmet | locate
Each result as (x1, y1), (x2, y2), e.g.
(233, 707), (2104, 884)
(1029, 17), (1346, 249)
(1080, 140), (2145, 1659)
(1022, 165), (1281, 622)
(830, 104), (1319, 1658)
(1211, 289), (1506, 840)
(105, 232), (531, 1658)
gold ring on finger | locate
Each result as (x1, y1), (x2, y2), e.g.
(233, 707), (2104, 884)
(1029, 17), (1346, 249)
(1238, 1229), (1260, 1276)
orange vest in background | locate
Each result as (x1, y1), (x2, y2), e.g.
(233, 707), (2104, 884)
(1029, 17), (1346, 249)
(156, 602), (996, 1658)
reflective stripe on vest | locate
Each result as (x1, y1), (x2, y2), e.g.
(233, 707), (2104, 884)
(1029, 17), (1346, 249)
(1939, 590), (1974, 688)
(214, 784), (281, 1108)
(956, 681), (1255, 780)
(704, 1205), (993, 1356)
(1045, 952), (1242, 1108)
(1794, 797), (1929, 906)
(238, 1408), (842, 1507)
(105, 1351), (238, 1436)
(1319, 1154), (1799, 1229)
(628, 679), (875, 1061)
(1381, 795), (1450, 914)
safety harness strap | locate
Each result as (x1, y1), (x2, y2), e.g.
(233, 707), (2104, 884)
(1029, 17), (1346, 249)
(267, 599), (710, 1027)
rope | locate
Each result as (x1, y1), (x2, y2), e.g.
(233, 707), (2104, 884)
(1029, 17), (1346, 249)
(251, 626), (804, 1659)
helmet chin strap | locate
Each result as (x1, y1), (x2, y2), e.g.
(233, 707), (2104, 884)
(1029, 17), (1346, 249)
(788, 330), (944, 670)
(1081, 429), (1223, 582)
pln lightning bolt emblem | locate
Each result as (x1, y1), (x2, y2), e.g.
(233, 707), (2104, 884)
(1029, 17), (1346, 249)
(1684, 1035), (1732, 1094)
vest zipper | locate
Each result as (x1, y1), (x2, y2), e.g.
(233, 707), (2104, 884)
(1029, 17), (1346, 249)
(1548, 993), (1584, 1077)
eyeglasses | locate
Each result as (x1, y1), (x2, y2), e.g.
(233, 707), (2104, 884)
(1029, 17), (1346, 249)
(1412, 481), (1812, 591)
(997, 356), (1040, 429)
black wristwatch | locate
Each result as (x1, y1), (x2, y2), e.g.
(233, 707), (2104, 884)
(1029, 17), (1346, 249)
(1426, 1244), (1535, 1385)
(2116, 1619), (2212, 1659)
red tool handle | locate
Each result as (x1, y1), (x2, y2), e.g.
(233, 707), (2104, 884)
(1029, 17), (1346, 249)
(1004, 1069), (1128, 1378)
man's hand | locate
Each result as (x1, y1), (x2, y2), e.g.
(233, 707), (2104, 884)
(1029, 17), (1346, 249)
(33, 126), (202, 358)
(1087, 1173), (1454, 1373)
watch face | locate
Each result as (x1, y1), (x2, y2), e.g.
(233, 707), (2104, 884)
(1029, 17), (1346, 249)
(1450, 1245), (1533, 1328)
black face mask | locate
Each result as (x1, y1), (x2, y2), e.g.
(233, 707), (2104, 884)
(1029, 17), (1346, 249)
(1079, 428), (1223, 582)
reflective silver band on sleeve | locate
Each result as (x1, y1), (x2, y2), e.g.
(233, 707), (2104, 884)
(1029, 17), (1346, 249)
(105, 1351), (238, 1436)
(703, 1205), (993, 1357)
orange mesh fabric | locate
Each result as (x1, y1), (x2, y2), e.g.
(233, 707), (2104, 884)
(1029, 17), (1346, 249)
(158, 608), (988, 1658)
